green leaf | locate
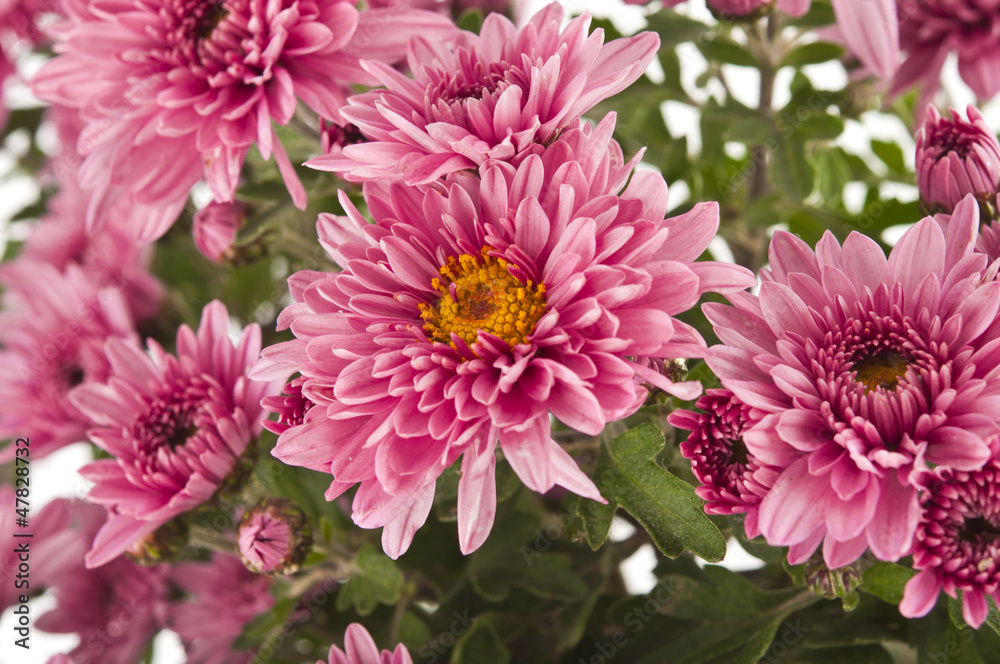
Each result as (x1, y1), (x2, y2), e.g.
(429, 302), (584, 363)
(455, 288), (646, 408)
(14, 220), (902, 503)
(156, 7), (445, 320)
(860, 561), (915, 605)
(335, 544), (405, 616)
(646, 12), (709, 49)
(771, 134), (815, 201)
(780, 42), (845, 68)
(696, 35), (758, 68)
(450, 618), (510, 664)
(871, 139), (908, 174)
(455, 8), (484, 34)
(589, 424), (726, 562)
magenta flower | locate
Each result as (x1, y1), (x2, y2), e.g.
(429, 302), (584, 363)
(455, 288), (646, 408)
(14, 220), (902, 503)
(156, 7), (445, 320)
(705, 195), (1000, 569)
(307, 4), (659, 185)
(707, 0), (773, 18)
(254, 115), (755, 557)
(35, 500), (169, 664)
(193, 201), (246, 263)
(894, 1), (1000, 112)
(900, 460), (1000, 628)
(916, 106), (1000, 215)
(668, 389), (775, 538)
(70, 300), (277, 567)
(31, 0), (456, 237)
(323, 623), (413, 664)
(261, 375), (315, 436)
(0, 262), (141, 463)
(168, 553), (275, 664)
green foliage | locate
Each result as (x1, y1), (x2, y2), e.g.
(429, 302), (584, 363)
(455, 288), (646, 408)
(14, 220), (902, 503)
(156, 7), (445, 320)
(336, 544), (406, 616)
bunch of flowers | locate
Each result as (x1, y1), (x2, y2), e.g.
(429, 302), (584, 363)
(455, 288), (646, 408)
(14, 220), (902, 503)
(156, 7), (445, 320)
(9, 0), (1000, 662)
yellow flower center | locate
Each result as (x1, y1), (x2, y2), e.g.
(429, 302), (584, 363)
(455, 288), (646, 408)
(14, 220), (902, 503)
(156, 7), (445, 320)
(853, 351), (910, 393)
(418, 247), (547, 350)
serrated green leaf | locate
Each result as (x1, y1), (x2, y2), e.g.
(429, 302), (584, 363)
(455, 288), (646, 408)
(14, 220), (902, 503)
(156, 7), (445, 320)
(450, 619), (510, 664)
(335, 544), (405, 616)
(592, 424), (726, 562)
(780, 41), (844, 68)
(861, 561), (915, 605)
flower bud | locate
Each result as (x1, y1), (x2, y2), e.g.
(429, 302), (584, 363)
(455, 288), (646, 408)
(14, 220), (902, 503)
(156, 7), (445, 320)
(707, 0), (773, 20)
(916, 105), (1000, 216)
(193, 201), (245, 263)
(805, 556), (863, 603)
(238, 498), (312, 575)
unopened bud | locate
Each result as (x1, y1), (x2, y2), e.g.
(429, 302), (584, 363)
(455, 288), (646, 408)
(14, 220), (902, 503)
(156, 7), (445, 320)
(238, 498), (312, 576)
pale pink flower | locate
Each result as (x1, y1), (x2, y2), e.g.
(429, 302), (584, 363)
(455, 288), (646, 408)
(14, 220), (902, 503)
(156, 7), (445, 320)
(31, 0), (456, 237)
(705, 195), (1000, 569)
(168, 553), (274, 664)
(193, 201), (245, 263)
(916, 105), (1000, 215)
(0, 262), (140, 462)
(323, 623), (413, 664)
(308, 4), (659, 185)
(70, 300), (277, 568)
(254, 115), (755, 558)
(894, 1), (1000, 112)
(900, 460), (1000, 628)
(668, 389), (776, 538)
(35, 500), (169, 664)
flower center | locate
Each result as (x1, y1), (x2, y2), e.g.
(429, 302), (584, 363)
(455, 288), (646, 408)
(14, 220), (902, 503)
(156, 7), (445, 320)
(852, 350), (910, 392)
(418, 247), (546, 350)
(728, 438), (749, 466)
(132, 380), (210, 452)
(960, 516), (1000, 545)
(933, 123), (976, 160)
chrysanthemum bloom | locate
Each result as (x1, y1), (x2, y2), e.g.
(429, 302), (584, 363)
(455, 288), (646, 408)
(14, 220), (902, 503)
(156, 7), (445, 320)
(36, 500), (169, 664)
(668, 389), (776, 537)
(308, 4), (659, 185)
(260, 375), (316, 436)
(168, 553), (274, 664)
(238, 498), (312, 575)
(705, 194), (1000, 569)
(706, 0), (773, 18)
(894, 0), (1000, 112)
(31, 0), (456, 238)
(193, 201), (245, 263)
(900, 460), (1000, 628)
(70, 300), (277, 567)
(0, 263), (141, 463)
(917, 106), (1000, 215)
(254, 114), (756, 557)
(323, 623), (413, 664)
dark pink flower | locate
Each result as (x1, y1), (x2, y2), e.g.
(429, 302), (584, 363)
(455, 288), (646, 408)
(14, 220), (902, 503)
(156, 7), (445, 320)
(705, 195), (1000, 569)
(0, 263), (141, 462)
(31, 0), (456, 237)
(323, 623), (413, 664)
(707, 0), (773, 17)
(70, 300), (277, 567)
(35, 500), (169, 664)
(894, 1), (1000, 112)
(917, 105), (1000, 215)
(254, 115), (755, 557)
(901, 460), (1000, 628)
(193, 201), (245, 263)
(668, 389), (775, 537)
(308, 4), (659, 185)
(261, 375), (315, 436)
(168, 553), (274, 664)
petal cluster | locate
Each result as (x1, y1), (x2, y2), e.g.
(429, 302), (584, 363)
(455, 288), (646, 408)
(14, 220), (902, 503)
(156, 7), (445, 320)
(323, 623), (413, 664)
(255, 114), (755, 558)
(70, 300), (277, 567)
(917, 106), (1000, 215)
(705, 195), (1000, 570)
(308, 3), (659, 185)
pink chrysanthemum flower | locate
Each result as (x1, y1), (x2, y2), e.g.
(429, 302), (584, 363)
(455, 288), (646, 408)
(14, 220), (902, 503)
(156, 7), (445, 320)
(894, 1), (1000, 112)
(168, 553), (275, 664)
(254, 114), (756, 557)
(260, 375), (315, 436)
(193, 201), (245, 263)
(70, 300), (277, 568)
(916, 105), (1000, 215)
(705, 194), (1000, 570)
(901, 460), (1000, 628)
(31, 0), (456, 237)
(668, 389), (776, 538)
(0, 263), (140, 462)
(35, 500), (169, 664)
(323, 623), (413, 664)
(307, 4), (659, 185)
